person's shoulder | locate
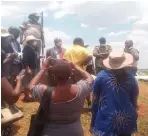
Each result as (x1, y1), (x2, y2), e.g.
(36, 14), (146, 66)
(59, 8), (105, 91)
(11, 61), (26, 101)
(23, 45), (31, 50)
(106, 44), (111, 47)
(64, 48), (73, 53)
(46, 47), (54, 51)
(106, 44), (112, 49)
(130, 47), (139, 53)
(94, 45), (100, 48)
(62, 47), (66, 51)
(97, 70), (108, 77)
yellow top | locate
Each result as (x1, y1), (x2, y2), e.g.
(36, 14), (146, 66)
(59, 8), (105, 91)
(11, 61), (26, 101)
(64, 45), (91, 70)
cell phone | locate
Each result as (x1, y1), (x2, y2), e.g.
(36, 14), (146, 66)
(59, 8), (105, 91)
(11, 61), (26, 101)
(18, 69), (26, 76)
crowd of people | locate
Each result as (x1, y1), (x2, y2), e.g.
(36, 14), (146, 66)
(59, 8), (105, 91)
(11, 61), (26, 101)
(1, 12), (140, 136)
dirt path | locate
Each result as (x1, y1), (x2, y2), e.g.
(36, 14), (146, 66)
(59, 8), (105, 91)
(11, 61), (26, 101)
(13, 82), (148, 136)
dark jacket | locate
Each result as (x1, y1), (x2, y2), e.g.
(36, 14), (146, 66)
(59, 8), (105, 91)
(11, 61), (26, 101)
(46, 46), (66, 58)
(1, 37), (14, 53)
(22, 45), (38, 69)
(1, 37), (21, 54)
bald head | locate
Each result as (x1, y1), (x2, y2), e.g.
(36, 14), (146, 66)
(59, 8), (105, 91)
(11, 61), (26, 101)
(125, 40), (133, 48)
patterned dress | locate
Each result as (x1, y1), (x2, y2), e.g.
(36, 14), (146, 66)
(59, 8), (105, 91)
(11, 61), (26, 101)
(91, 70), (139, 136)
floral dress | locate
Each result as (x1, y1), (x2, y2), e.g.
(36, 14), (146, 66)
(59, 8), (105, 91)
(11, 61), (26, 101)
(91, 70), (139, 136)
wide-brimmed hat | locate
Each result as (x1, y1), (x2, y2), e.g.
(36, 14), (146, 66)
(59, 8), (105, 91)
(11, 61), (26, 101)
(1, 28), (11, 37)
(25, 35), (39, 43)
(103, 51), (134, 69)
(28, 13), (40, 19)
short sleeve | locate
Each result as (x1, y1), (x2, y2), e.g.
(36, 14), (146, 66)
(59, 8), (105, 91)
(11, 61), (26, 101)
(107, 45), (112, 52)
(76, 80), (92, 98)
(92, 73), (103, 104)
(93, 46), (99, 56)
(31, 84), (47, 102)
(93, 74), (102, 94)
(83, 48), (91, 57)
(130, 48), (139, 61)
(63, 50), (69, 60)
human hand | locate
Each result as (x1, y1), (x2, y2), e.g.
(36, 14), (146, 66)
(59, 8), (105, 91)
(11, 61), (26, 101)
(26, 67), (32, 75)
(42, 57), (52, 70)
(10, 53), (18, 58)
(16, 75), (25, 82)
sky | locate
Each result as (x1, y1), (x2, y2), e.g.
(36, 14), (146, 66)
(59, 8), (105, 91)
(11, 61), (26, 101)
(1, 0), (148, 69)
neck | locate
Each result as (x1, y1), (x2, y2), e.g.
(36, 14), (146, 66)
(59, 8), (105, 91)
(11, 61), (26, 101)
(55, 83), (71, 92)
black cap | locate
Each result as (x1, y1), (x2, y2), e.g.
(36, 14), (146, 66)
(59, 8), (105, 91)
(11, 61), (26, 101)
(28, 13), (40, 19)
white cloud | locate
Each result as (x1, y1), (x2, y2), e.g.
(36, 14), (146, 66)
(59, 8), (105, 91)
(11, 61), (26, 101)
(109, 42), (124, 51)
(48, 1), (60, 11)
(1, 1), (49, 17)
(126, 16), (140, 22)
(1, 5), (20, 16)
(54, 11), (75, 19)
(97, 27), (106, 31)
(80, 23), (89, 28)
(43, 27), (72, 49)
(52, 1), (141, 28)
(1, 1), (148, 68)
(107, 31), (129, 37)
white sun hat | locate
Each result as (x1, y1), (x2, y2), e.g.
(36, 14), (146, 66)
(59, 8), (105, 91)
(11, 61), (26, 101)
(25, 35), (40, 43)
(1, 28), (11, 37)
(103, 51), (134, 70)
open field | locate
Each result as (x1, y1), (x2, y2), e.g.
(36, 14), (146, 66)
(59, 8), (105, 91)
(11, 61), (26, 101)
(13, 82), (148, 136)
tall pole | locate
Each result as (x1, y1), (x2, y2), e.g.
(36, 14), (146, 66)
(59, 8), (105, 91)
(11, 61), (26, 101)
(41, 12), (45, 55)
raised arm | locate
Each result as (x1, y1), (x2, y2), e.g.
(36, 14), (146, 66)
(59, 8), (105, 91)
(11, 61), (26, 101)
(28, 57), (52, 91)
(72, 63), (94, 84)
(93, 46), (107, 58)
(1, 75), (24, 105)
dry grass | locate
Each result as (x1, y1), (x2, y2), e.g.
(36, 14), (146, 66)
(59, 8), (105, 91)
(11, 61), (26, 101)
(13, 82), (148, 136)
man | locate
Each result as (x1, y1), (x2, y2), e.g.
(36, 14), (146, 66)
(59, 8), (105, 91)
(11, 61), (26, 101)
(46, 38), (66, 59)
(93, 37), (112, 74)
(22, 35), (40, 101)
(83, 45), (96, 75)
(124, 40), (139, 75)
(64, 38), (92, 107)
(8, 26), (22, 86)
(64, 38), (92, 70)
(20, 13), (42, 55)
(1, 28), (19, 83)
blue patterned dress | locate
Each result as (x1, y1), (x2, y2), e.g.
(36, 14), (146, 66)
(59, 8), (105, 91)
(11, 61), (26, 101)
(91, 70), (139, 136)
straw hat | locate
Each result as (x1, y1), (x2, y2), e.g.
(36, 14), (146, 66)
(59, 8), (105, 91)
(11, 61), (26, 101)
(103, 51), (134, 69)
(1, 28), (11, 37)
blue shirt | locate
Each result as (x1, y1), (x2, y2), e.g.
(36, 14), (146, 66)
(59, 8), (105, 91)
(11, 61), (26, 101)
(91, 70), (139, 136)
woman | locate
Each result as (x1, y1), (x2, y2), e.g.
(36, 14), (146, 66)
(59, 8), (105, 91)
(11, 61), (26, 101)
(28, 57), (93, 136)
(1, 50), (24, 136)
(90, 52), (139, 136)
(22, 35), (40, 101)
